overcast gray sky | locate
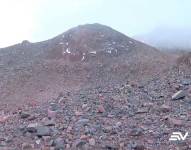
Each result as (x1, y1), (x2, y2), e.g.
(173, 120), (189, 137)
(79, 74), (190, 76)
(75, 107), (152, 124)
(0, 0), (190, 47)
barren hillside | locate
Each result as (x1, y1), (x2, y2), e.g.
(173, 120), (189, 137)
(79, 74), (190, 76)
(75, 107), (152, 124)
(1, 24), (190, 150)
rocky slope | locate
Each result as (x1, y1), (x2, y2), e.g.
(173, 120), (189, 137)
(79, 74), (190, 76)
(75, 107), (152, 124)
(1, 24), (190, 149)
(0, 23), (169, 108)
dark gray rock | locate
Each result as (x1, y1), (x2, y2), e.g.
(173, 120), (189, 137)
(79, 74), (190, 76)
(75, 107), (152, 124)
(172, 90), (186, 100)
(74, 139), (86, 149)
(53, 137), (65, 150)
(129, 128), (143, 136)
(20, 112), (30, 119)
(43, 118), (55, 126)
(75, 119), (90, 129)
(36, 126), (51, 137)
(182, 79), (191, 85)
(26, 123), (38, 133)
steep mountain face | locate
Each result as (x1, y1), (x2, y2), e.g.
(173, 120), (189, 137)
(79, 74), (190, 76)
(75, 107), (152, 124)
(0, 24), (165, 64)
(0, 23), (169, 107)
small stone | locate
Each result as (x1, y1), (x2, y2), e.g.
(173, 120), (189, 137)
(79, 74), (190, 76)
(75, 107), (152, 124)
(115, 122), (122, 128)
(43, 118), (55, 126)
(66, 144), (70, 149)
(27, 123), (38, 133)
(160, 104), (171, 113)
(75, 111), (83, 116)
(128, 141), (137, 149)
(129, 143), (145, 150)
(22, 143), (34, 150)
(97, 105), (105, 113)
(107, 114), (115, 118)
(168, 117), (183, 126)
(53, 137), (65, 150)
(142, 102), (153, 107)
(58, 123), (67, 130)
(120, 142), (125, 149)
(50, 103), (59, 111)
(84, 126), (97, 135)
(66, 126), (72, 133)
(42, 136), (52, 145)
(35, 139), (41, 145)
(0, 141), (7, 147)
(104, 144), (118, 150)
(76, 119), (89, 126)
(103, 126), (112, 133)
(20, 111), (30, 119)
(182, 79), (191, 85)
(172, 90), (186, 100)
(28, 115), (36, 121)
(74, 139), (86, 148)
(3, 136), (13, 143)
(48, 140), (54, 146)
(48, 109), (57, 119)
(85, 107), (91, 112)
(0, 115), (9, 123)
(82, 104), (88, 109)
(129, 128), (143, 136)
(80, 135), (89, 140)
(136, 107), (148, 114)
(134, 144), (145, 150)
(41, 146), (51, 150)
(88, 138), (96, 146)
(36, 126), (51, 137)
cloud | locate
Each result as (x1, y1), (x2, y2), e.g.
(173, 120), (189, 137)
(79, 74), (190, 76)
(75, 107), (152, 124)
(32, 0), (103, 42)
(0, 0), (190, 47)
(0, 0), (38, 47)
(0, 0), (103, 47)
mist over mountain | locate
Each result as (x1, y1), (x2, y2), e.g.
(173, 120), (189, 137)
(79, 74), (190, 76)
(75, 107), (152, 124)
(134, 27), (191, 50)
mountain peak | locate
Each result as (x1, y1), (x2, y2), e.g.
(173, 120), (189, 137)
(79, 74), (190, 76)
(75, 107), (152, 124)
(47, 23), (137, 60)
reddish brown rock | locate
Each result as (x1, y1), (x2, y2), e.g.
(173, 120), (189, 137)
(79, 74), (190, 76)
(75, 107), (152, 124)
(47, 109), (57, 119)
(168, 117), (183, 126)
(0, 115), (9, 123)
(97, 105), (105, 113)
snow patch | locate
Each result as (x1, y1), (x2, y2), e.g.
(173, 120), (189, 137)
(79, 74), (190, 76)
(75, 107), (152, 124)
(81, 53), (86, 61)
(106, 50), (112, 54)
(62, 51), (66, 55)
(129, 41), (133, 44)
(81, 56), (85, 61)
(59, 42), (64, 45)
(89, 51), (97, 54)
(66, 48), (71, 54)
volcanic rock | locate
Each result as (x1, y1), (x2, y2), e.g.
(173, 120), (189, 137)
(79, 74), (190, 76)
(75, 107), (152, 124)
(172, 90), (186, 100)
